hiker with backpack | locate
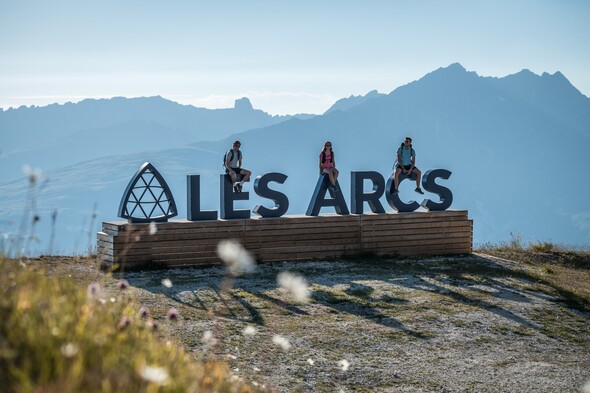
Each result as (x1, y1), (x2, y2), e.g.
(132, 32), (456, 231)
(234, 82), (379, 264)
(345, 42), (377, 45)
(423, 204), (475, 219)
(224, 140), (251, 192)
(392, 136), (424, 195)
(319, 141), (339, 191)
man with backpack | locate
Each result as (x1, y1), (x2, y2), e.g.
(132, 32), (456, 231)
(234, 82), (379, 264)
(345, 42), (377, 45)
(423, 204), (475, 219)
(224, 140), (251, 192)
(392, 136), (424, 195)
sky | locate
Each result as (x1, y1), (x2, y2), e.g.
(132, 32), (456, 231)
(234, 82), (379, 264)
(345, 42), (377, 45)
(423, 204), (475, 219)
(1, 0), (589, 115)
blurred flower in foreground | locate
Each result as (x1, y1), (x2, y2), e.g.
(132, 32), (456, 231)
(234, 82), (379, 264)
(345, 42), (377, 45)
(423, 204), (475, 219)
(139, 365), (169, 386)
(272, 335), (291, 351)
(86, 282), (101, 300)
(277, 271), (310, 303)
(148, 221), (157, 235)
(202, 330), (218, 347)
(139, 306), (150, 318)
(217, 240), (255, 276)
(161, 278), (173, 288)
(22, 164), (42, 185)
(243, 325), (257, 336)
(338, 359), (350, 371)
(117, 279), (129, 290)
(60, 343), (79, 358)
(167, 308), (179, 320)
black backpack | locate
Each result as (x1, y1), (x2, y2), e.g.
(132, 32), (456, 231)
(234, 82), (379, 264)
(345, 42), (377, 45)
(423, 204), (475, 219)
(223, 149), (242, 169)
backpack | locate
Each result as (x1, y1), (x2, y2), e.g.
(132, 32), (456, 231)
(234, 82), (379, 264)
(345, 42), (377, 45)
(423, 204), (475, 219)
(223, 149), (242, 169)
(321, 150), (334, 163)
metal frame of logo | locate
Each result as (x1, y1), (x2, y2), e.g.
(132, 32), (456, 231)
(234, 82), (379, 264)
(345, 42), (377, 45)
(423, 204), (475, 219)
(118, 162), (177, 223)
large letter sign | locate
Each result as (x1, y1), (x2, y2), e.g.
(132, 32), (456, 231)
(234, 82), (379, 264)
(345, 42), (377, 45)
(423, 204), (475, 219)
(351, 171), (386, 214)
(220, 174), (250, 219)
(253, 173), (289, 218)
(120, 163), (455, 222)
(306, 175), (350, 216)
(420, 169), (453, 211)
(187, 174), (217, 220)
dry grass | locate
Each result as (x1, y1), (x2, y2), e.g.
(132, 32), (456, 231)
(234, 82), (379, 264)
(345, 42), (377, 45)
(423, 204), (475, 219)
(0, 256), (263, 393)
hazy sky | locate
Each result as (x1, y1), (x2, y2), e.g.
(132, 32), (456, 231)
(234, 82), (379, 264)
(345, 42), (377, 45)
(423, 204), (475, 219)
(1, 0), (589, 115)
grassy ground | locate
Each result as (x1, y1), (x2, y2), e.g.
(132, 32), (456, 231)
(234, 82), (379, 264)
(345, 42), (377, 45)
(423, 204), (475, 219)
(0, 256), (262, 393)
(1, 243), (589, 392)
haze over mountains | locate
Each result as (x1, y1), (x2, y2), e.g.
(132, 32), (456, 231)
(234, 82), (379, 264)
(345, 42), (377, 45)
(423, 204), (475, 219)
(1, 63), (589, 255)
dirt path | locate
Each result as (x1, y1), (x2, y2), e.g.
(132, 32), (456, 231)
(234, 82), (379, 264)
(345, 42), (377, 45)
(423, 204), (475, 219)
(105, 254), (589, 392)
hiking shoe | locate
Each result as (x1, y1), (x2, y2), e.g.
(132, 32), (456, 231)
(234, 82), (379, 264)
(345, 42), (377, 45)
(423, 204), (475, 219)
(236, 184), (243, 193)
(415, 187), (424, 194)
(333, 185), (339, 192)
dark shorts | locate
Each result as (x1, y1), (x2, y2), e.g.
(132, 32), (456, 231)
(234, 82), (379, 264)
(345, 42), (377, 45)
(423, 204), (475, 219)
(226, 167), (241, 175)
(396, 164), (418, 171)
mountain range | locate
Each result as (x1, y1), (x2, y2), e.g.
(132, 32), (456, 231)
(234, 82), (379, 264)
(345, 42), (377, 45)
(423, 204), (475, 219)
(1, 63), (589, 255)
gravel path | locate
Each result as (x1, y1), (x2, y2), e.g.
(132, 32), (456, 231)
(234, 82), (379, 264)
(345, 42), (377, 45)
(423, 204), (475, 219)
(45, 253), (590, 392)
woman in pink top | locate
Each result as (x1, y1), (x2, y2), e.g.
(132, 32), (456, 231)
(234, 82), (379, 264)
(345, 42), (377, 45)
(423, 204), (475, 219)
(319, 141), (339, 191)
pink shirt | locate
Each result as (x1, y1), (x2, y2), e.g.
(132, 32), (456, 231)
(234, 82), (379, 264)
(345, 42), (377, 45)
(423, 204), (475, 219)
(320, 152), (333, 169)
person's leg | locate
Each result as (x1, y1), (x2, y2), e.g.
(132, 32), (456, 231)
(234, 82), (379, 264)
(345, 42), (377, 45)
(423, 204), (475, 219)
(240, 168), (251, 182)
(414, 168), (421, 188)
(413, 168), (423, 193)
(394, 167), (401, 191)
(230, 169), (237, 184)
(328, 169), (336, 185)
(333, 168), (339, 183)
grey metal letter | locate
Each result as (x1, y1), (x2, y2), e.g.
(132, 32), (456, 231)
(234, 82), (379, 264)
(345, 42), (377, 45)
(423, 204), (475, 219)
(351, 171), (386, 214)
(187, 174), (217, 220)
(253, 172), (289, 218)
(385, 174), (420, 213)
(306, 175), (350, 216)
(220, 174), (250, 219)
(421, 169), (453, 211)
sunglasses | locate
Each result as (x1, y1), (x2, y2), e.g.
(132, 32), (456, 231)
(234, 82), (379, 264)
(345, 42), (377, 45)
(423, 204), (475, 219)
(325, 144), (332, 147)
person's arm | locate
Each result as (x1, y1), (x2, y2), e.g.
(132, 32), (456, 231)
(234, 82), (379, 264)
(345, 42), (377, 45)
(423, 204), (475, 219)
(397, 149), (404, 172)
(319, 154), (322, 174)
(332, 154), (336, 169)
(410, 150), (416, 172)
(238, 156), (242, 169)
(225, 152), (231, 169)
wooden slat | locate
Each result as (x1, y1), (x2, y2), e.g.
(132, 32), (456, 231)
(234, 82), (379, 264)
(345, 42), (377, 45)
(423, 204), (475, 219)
(98, 211), (473, 270)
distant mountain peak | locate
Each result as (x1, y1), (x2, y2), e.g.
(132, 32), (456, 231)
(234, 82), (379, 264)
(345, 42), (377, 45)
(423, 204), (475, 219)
(234, 97), (253, 111)
(324, 90), (385, 114)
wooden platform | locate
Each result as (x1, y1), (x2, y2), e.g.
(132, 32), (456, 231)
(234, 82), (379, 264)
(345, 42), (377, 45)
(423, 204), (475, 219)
(97, 210), (472, 270)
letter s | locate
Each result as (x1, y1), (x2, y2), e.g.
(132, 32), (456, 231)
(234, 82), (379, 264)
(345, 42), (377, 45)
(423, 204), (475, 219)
(421, 169), (453, 211)
(253, 172), (289, 218)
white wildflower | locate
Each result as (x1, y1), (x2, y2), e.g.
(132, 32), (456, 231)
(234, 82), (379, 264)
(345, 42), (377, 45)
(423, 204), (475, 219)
(338, 359), (350, 371)
(202, 330), (218, 347)
(110, 297), (116, 303)
(243, 325), (257, 336)
(272, 335), (291, 351)
(60, 343), (79, 358)
(277, 271), (310, 303)
(217, 240), (255, 276)
(227, 354), (237, 360)
(307, 358), (315, 366)
(22, 164), (42, 185)
(161, 278), (173, 288)
(139, 365), (169, 385)
(148, 221), (157, 235)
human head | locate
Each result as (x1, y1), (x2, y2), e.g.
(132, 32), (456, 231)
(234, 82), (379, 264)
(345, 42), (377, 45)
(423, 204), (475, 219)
(324, 141), (332, 151)
(233, 140), (241, 149)
(404, 136), (412, 146)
